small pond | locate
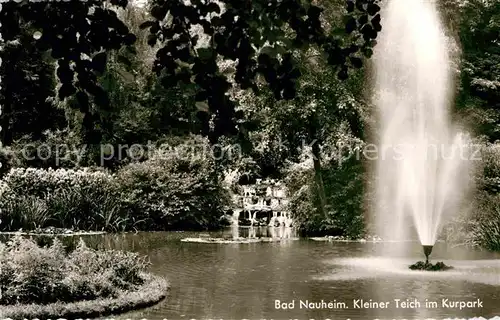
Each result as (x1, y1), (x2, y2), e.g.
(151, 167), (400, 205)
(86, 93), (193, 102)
(4, 227), (500, 319)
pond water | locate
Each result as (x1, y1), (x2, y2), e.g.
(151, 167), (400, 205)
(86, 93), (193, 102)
(8, 227), (500, 320)
(72, 227), (499, 320)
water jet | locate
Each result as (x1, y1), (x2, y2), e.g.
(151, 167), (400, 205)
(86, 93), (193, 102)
(372, 0), (471, 262)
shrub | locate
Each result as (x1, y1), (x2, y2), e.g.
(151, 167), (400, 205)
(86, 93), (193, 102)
(286, 156), (367, 238)
(0, 136), (230, 232)
(0, 167), (113, 198)
(471, 192), (500, 251)
(0, 167), (126, 231)
(476, 215), (500, 251)
(0, 235), (150, 305)
(1, 129), (85, 170)
(115, 136), (230, 230)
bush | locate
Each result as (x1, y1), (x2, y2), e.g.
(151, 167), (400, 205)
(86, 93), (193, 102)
(475, 141), (500, 193)
(0, 167), (113, 199)
(1, 129), (85, 171)
(442, 141), (500, 251)
(286, 156), (367, 239)
(471, 192), (500, 251)
(115, 136), (230, 230)
(0, 235), (150, 305)
(0, 167), (126, 231)
(441, 189), (500, 251)
(0, 136), (230, 232)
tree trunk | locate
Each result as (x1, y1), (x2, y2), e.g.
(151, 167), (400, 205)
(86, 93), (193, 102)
(308, 111), (327, 219)
(311, 139), (327, 218)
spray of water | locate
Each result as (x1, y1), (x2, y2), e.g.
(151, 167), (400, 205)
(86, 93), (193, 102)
(372, 0), (471, 249)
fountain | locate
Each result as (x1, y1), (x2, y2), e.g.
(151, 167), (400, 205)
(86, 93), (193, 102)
(373, 0), (471, 268)
(422, 245), (433, 264)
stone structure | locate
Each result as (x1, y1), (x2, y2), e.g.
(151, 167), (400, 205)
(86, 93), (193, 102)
(231, 179), (292, 227)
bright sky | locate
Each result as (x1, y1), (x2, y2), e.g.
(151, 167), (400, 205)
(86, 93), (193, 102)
(131, 0), (147, 8)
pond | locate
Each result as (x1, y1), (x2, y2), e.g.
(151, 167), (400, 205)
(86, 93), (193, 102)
(11, 227), (500, 320)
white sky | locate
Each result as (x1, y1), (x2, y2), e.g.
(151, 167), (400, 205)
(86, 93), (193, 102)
(131, 0), (147, 8)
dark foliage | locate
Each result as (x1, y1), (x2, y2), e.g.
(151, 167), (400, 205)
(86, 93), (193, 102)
(409, 261), (453, 271)
(0, 27), (66, 146)
(453, 0), (500, 141)
(143, 0), (381, 141)
(0, 0), (135, 145)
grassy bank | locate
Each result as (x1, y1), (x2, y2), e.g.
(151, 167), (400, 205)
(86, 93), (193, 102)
(0, 235), (169, 319)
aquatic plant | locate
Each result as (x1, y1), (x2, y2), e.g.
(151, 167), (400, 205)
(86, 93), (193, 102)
(409, 261), (453, 271)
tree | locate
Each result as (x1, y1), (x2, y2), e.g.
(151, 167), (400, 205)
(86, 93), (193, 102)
(223, 0), (373, 221)
(142, 0), (381, 142)
(0, 0), (136, 146)
(2, 0), (380, 147)
(237, 45), (369, 221)
(0, 23), (66, 146)
(453, 0), (500, 141)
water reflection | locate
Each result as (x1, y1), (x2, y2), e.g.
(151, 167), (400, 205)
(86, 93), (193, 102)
(273, 226), (291, 238)
(231, 224), (239, 239)
(248, 226), (256, 239)
(228, 226), (297, 240)
(268, 226), (293, 239)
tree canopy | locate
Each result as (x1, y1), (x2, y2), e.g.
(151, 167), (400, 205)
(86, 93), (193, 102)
(1, 0), (381, 144)
(143, 0), (381, 140)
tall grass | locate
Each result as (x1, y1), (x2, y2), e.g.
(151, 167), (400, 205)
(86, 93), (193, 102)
(1, 195), (50, 230)
(0, 168), (130, 232)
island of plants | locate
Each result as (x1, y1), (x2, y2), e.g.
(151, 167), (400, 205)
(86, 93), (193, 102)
(0, 235), (169, 319)
(309, 235), (384, 242)
(409, 261), (453, 271)
(181, 236), (300, 244)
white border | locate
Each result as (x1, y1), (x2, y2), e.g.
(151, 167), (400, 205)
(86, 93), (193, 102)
(0, 1), (498, 320)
